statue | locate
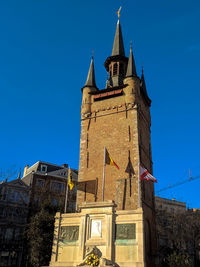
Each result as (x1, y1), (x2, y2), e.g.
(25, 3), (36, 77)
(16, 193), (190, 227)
(77, 246), (116, 266)
(116, 7), (122, 19)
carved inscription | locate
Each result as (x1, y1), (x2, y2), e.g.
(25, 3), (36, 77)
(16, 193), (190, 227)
(115, 224), (136, 240)
(60, 226), (79, 242)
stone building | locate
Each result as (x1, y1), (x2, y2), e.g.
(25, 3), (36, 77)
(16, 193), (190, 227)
(22, 161), (78, 212)
(0, 175), (30, 267)
(155, 196), (186, 214)
(155, 196), (200, 266)
(50, 15), (156, 267)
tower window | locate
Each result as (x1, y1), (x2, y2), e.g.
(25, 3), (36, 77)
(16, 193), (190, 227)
(87, 152), (89, 168)
(119, 64), (124, 76)
(113, 63), (118, 76)
(87, 133), (89, 148)
(128, 126), (131, 142)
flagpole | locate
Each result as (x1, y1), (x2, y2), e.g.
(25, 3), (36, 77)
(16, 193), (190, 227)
(138, 162), (142, 208)
(102, 147), (106, 201)
(64, 166), (70, 213)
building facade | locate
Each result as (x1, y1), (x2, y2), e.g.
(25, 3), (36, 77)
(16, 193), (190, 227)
(155, 196), (186, 214)
(0, 176), (30, 267)
(22, 161), (77, 212)
(155, 196), (200, 266)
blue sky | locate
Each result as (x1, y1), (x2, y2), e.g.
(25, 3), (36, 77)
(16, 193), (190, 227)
(0, 0), (200, 208)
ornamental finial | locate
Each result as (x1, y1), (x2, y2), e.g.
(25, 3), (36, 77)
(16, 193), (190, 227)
(116, 6), (122, 19)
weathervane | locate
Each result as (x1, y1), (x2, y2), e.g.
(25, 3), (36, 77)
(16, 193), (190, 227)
(116, 6), (122, 19)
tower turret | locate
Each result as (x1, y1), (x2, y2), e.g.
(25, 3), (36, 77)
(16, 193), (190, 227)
(81, 57), (98, 115)
(123, 45), (140, 104)
(125, 44), (137, 77)
(140, 66), (151, 106)
(104, 19), (128, 87)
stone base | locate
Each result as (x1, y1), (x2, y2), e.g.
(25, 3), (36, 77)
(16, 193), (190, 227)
(49, 201), (145, 267)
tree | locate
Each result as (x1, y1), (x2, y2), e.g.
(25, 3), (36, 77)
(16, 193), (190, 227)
(0, 165), (17, 182)
(156, 209), (200, 266)
(26, 197), (57, 267)
(165, 251), (192, 267)
(25, 178), (66, 267)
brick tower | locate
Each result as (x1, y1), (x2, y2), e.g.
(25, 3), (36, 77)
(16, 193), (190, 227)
(77, 18), (156, 265)
(49, 16), (157, 267)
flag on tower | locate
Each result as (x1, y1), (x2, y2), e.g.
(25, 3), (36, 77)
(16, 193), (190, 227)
(68, 168), (74, 190)
(105, 148), (119, 170)
(140, 165), (157, 183)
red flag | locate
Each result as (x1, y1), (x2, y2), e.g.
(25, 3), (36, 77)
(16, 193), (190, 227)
(140, 165), (157, 183)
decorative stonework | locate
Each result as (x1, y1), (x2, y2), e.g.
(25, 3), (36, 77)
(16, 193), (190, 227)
(115, 223), (136, 240)
(60, 226), (79, 242)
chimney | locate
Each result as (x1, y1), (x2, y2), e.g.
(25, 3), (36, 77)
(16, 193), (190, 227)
(23, 165), (29, 177)
(17, 171), (21, 180)
(62, 164), (68, 168)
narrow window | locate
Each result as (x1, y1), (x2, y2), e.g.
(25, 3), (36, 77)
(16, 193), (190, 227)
(84, 182), (87, 201)
(87, 152), (89, 168)
(36, 179), (45, 188)
(113, 63), (118, 76)
(87, 119), (91, 131)
(119, 64), (124, 76)
(87, 133), (89, 149)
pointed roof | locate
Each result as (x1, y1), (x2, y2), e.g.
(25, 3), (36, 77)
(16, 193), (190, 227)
(112, 20), (125, 56)
(126, 45), (137, 77)
(140, 66), (147, 94)
(84, 57), (97, 88)
(140, 66), (151, 106)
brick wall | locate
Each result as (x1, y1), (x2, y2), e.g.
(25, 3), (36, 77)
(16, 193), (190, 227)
(77, 78), (154, 212)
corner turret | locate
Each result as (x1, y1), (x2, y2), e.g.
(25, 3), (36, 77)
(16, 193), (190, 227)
(126, 44), (137, 78)
(140, 66), (151, 106)
(81, 57), (98, 115)
(123, 45), (140, 104)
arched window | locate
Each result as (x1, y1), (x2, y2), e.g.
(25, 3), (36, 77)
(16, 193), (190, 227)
(113, 63), (118, 76)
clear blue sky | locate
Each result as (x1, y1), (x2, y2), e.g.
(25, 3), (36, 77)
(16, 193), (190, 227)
(0, 0), (200, 208)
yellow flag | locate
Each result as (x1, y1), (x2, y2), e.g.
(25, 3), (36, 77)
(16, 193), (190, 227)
(68, 168), (74, 190)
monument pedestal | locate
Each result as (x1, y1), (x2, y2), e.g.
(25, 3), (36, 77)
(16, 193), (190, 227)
(49, 201), (145, 267)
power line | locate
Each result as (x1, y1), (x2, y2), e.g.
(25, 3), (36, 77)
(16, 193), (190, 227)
(156, 174), (200, 193)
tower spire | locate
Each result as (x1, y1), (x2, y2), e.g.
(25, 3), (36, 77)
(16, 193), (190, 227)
(104, 16), (128, 87)
(126, 43), (137, 77)
(140, 65), (151, 106)
(140, 65), (147, 94)
(84, 56), (97, 88)
(111, 19), (125, 56)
